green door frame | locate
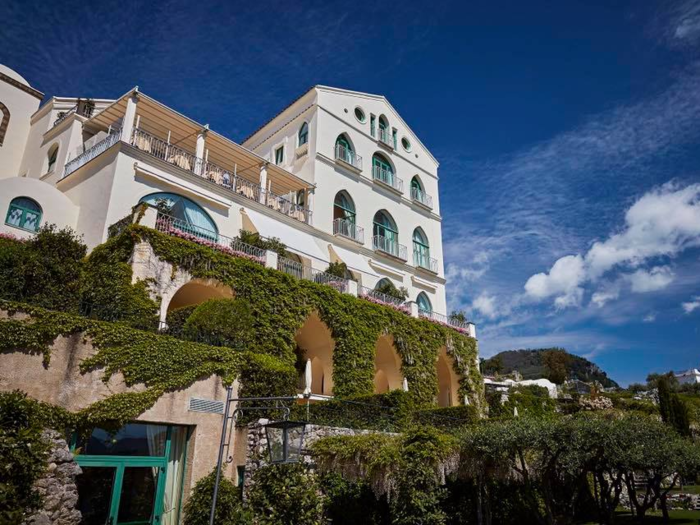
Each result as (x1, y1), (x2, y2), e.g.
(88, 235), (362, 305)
(73, 427), (172, 524)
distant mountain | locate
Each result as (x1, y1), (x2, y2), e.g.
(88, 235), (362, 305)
(482, 348), (619, 389)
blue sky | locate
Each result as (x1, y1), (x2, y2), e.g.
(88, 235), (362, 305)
(3, 0), (699, 385)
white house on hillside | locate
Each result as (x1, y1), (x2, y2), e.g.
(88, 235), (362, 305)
(0, 64), (468, 333)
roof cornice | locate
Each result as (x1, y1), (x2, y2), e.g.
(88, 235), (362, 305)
(0, 71), (43, 100)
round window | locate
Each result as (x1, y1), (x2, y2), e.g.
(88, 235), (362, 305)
(354, 107), (366, 123)
(401, 137), (411, 152)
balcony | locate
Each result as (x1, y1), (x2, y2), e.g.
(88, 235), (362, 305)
(378, 128), (394, 149)
(410, 187), (433, 209)
(334, 144), (362, 170)
(372, 235), (407, 261)
(277, 256), (349, 293)
(419, 308), (473, 335)
(63, 130), (121, 178)
(413, 250), (438, 273)
(53, 99), (96, 128)
(129, 129), (312, 224)
(372, 166), (404, 193)
(359, 286), (410, 314)
(333, 218), (364, 243)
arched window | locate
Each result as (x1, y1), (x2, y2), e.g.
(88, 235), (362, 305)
(417, 292), (432, 314)
(0, 102), (10, 147)
(139, 192), (218, 239)
(411, 176), (424, 199)
(372, 153), (394, 186)
(298, 122), (309, 147)
(6, 197), (42, 232)
(335, 134), (355, 165)
(413, 228), (431, 269)
(373, 210), (401, 256)
(333, 191), (356, 224)
(47, 144), (59, 173)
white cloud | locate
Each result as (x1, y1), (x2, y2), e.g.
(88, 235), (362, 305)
(643, 313), (657, 323)
(627, 266), (675, 293)
(591, 289), (620, 308)
(682, 296), (700, 314)
(472, 293), (497, 319)
(524, 183), (700, 308)
(524, 255), (585, 308)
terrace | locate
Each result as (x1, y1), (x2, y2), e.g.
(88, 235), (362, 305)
(64, 88), (314, 225)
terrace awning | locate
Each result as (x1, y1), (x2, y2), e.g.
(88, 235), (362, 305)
(243, 208), (327, 262)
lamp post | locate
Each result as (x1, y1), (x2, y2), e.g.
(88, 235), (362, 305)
(209, 390), (307, 525)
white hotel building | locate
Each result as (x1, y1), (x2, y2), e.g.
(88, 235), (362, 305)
(0, 63), (466, 330)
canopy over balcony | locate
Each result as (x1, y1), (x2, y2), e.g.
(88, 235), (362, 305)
(85, 89), (313, 199)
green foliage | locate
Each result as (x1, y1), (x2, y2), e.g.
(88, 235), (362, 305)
(183, 470), (251, 525)
(487, 386), (556, 419)
(165, 304), (199, 334)
(482, 348), (618, 388)
(374, 279), (409, 301)
(247, 463), (325, 525)
(659, 377), (692, 437)
(325, 261), (351, 280)
(448, 310), (468, 324)
(542, 348), (571, 384)
(236, 230), (287, 258)
(321, 473), (390, 524)
(0, 225), (86, 312)
(0, 301), (295, 431)
(0, 391), (72, 523)
(183, 298), (254, 349)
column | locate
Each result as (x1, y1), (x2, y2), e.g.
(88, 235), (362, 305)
(120, 89), (139, 143)
(305, 187), (315, 225)
(259, 163), (268, 204)
(195, 126), (207, 175)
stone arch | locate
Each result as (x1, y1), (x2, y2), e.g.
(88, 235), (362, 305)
(163, 278), (233, 322)
(0, 102), (9, 146)
(374, 335), (403, 394)
(436, 347), (460, 407)
(295, 312), (335, 396)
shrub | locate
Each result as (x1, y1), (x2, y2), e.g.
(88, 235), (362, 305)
(183, 470), (251, 525)
(183, 299), (254, 348)
(165, 304), (199, 335)
(374, 279), (409, 301)
(236, 230), (287, 258)
(0, 391), (53, 523)
(247, 463), (325, 525)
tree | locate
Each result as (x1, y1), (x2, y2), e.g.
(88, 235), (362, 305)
(375, 280), (409, 301)
(658, 376), (692, 437)
(542, 350), (571, 384)
(449, 310), (468, 324)
(236, 229), (288, 258)
(183, 470), (250, 525)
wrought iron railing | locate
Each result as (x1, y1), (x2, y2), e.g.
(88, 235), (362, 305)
(155, 213), (266, 263)
(419, 308), (472, 334)
(413, 249), (438, 273)
(129, 128), (311, 224)
(63, 130), (121, 178)
(333, 218), (364, 243)
(358, 286), (409, 314)
(372, 235), (407, 261)
(410, 187), (433, 209)
(378, 128), (394, 148)
(372, 165), (404, 192)
(335, 144), (362, 170)
(277, 257), (349, 292)
(53, 101), (96, 127)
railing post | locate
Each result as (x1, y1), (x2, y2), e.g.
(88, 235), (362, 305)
(195, 127), (207, 176)
(120, 89), (139, 143)
(346, 280), (358, 297)
(466, 322), (477, 338)
(409, 301), (419, 318)
(264, 249), (278, 270)
(139, 206), (158, 228)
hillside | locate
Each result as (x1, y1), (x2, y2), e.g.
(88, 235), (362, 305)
(482, 348), (619, 388)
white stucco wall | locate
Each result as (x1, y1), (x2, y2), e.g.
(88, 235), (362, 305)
(0, 66), (42, 180)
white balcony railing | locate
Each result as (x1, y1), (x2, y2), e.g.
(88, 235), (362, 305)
(277, 257), (349, 293)
(333, 218), (364, 243)
(129, 128), (312, 224)
(413, 250), (438, 273)
(63, 130), (121, 179)
(359, 286), (409, 313)
(335, 144), (362, 170)
(410, 187), (433, 209)
(372, 235), (407, 261)
(372, 166), (404, 193)
(378, 128), (394, 148)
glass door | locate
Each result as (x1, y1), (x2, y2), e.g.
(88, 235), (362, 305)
(76, 466), (117, 524)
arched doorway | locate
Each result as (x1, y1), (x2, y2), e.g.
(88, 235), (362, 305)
(296, 313), (335, 396)
(436, 347), (460, 407)
(374, 335), (403, 394)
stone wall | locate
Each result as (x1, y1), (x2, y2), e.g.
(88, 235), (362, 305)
(243, 418), (388, 495)
(24, 430), (81, 525)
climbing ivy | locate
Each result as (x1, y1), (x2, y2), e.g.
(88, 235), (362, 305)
(117, 224), (484, 409)
(0, 301), (296, 431)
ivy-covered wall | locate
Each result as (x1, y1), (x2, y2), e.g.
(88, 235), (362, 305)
(115, 224), (484, 409)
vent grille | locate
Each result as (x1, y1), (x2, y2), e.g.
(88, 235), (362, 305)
(189, 397), (225, 415)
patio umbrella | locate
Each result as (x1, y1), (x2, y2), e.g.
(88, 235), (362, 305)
(303, 359), (312, 396)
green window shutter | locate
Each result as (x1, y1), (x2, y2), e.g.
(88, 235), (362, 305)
(275, 147), (284, 165)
